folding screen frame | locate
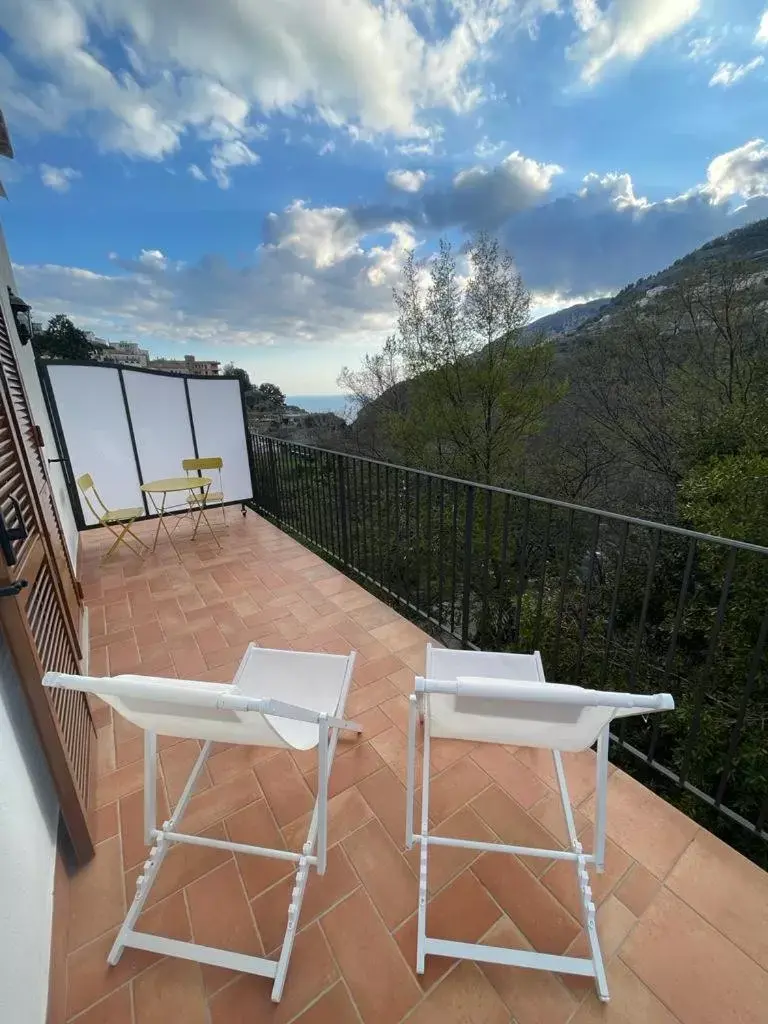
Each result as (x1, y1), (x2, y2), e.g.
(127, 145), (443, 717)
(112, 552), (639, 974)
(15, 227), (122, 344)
(39, 360), (258, 531)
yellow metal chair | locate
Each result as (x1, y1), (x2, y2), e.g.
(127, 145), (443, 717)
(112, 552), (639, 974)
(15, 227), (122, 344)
(77, 473), (149, 563)
(182, 456), (227, 529)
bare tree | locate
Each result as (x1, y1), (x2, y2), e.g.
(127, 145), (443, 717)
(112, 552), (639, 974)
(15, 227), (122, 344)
(347, 233), (563, 483)
(562, 256), (768, 518)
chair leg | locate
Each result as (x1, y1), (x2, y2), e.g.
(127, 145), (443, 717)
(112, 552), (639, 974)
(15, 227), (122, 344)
(102, 522), (145, 563)
(594, 726), (610, 874)
(272, 742), (330, 1000)
(554, 747), (610, 1003)
(109, 740), (212, 966)
(144, 731), (157, 846)
(405, 695), (418, 849)
(125, 524), (150, 553)
(317, 717), (329, 875)
(552, 750), (580, 851)
(272, 696), (362, 1002)
(416, 708), (431, 975)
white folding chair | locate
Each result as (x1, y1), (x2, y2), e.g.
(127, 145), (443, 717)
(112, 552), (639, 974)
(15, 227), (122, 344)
(43, 644), (361, 1002)
(405, 644), (674, 1003)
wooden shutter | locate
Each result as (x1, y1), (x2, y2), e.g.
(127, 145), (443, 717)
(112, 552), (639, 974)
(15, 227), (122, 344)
(0, 308), (94, 863)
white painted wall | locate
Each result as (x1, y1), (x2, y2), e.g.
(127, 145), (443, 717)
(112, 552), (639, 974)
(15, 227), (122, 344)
(0, 631), (59, 1024)
(0, 225), (80, 563)
(0, 220), (65, 1019)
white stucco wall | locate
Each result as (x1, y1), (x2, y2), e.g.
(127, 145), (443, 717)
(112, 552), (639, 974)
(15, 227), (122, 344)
(0, 220), (67, 1019)
(0, 225), (80, 563)
(0, 631), (59, 1024)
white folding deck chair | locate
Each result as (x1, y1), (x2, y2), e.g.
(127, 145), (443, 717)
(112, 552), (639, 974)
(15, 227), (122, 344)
(405, 644), (674, 1003)
(43, 644), (361, 1002)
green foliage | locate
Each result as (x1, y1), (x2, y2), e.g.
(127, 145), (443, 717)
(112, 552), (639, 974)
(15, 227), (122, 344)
(255, 227), (768, 867)
(680, 453), (768, 545)
(222, 362), (252, 390)
(32, 314), (96, 361)
(360, 234), (566, 484)
(255, 382), (286, 408)
(252, 434), (768, 866)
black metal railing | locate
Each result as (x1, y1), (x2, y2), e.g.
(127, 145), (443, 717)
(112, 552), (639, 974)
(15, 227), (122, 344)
(250, 434), (768, 864)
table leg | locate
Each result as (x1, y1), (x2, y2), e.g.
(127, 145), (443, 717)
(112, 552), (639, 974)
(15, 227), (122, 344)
(151, 492), (183, 562)
(150, 493), (165, 552)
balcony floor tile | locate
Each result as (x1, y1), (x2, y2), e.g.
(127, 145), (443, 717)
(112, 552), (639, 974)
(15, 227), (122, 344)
(59, 514), (768, 1024)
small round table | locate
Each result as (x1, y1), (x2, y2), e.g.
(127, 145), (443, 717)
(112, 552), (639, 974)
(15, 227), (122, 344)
(140, 477), (220, 558)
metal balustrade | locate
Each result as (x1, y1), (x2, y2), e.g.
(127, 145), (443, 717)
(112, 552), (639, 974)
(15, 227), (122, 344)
(250, 433), (768, 863)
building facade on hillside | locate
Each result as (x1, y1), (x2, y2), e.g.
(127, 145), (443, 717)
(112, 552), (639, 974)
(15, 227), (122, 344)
(148, 354), (220, 376)
(93, 340), (150, 367)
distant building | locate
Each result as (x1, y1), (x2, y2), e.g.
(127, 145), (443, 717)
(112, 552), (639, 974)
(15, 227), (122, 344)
(148, 354), (220, 376)
(94, 340), (150, 368)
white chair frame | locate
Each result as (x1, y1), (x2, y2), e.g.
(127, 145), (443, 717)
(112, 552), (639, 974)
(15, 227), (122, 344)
(405, 646), (674, 1003)
(44, 663), (361, 1002)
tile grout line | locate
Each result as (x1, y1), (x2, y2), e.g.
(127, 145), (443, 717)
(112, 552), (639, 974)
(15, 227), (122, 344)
(613, 950), (688, 1024)
(79, 520), (741, 1024)
(65, 981), (134, 1024)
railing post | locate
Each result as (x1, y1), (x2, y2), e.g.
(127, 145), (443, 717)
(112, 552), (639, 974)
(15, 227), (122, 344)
(267, 438), (281, 519)
(337, 452), (350, 565)
(461, 486), (475, 648)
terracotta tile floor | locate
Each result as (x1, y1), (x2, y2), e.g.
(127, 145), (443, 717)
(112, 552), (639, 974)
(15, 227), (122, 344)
(61, 513), (768, 1024)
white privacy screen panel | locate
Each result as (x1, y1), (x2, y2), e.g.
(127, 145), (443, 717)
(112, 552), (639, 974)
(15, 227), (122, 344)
(46, 364), (143, 525)
(123, 372), (194, 489)
(187, 377), (253, 503)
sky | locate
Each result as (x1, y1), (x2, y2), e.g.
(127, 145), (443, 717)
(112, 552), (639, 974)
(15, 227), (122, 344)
(1, 1), (768, 394)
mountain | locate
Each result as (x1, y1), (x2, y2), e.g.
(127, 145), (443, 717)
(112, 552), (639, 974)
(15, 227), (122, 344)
(570, 215), (768, 333)
(525, 216), (768, 345)
(352, 215), (768, 445)
(525, 297), (611, 338)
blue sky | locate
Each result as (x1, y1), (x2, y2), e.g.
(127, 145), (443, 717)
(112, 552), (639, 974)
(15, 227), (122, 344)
(1, 0), (767, 393)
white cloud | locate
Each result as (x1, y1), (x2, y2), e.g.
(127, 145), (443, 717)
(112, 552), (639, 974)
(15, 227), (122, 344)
(474, 135), (506, 159)
(347, 147), (563, 234)
(14, 136), (768, 364)
(318, 140), (336, 156)
(568, 0), (701, 84)
(396, 140), (436, 157)
(0, 0), (555, 166)
(686, 34), (716, 61)
(709, 55), (764, 87)
(499, 141), (768, 295)
(265, 200), (364, 269)
(137, 249), (168, 271)
(188, 163), (207, 181)
(704, 138), (768, 202)
(422, 150), (562, 228)
(530, 287), (610, 318)
(755, 10), (768, 45)
(578, 170), (649, 210)
(209, 139), (260, 188)
(347, 138), (768, 298)
(39, 164), (81, 192)
(13, 209), (417, 353)
(387, 169), (429, 192)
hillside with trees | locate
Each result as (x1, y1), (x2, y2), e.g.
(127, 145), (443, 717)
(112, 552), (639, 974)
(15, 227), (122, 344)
(279, 219), (767, 864)
(343, 218), (768, 533)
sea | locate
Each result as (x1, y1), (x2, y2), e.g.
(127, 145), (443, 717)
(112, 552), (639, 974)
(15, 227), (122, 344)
(286, 394), (352, 418)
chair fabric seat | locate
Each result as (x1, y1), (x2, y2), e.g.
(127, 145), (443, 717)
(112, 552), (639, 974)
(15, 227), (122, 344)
(101, 506), (144, 523)
(99, 646), (350, 750)
(428, 689), (616, 751)
(186, 490), (224, 504)
(424, 649), (651, 751)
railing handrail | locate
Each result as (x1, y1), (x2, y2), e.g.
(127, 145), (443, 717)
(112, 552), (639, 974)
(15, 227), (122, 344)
(251, 433), (768, 556)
